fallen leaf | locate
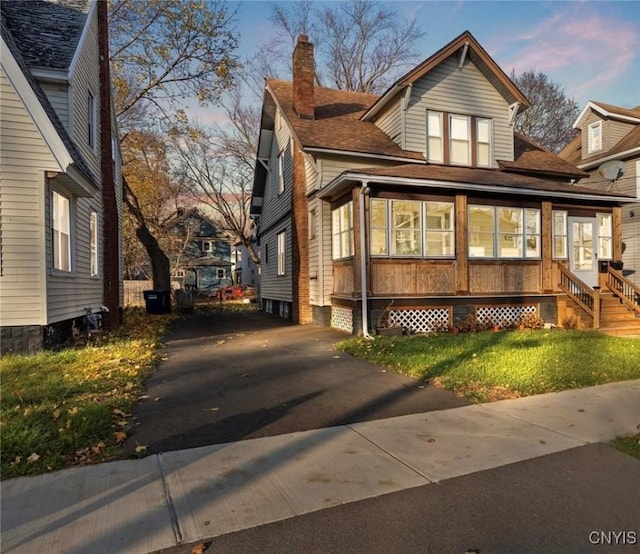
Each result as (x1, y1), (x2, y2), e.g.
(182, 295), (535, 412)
(114, 432), (127, 443)
(135, 445), (148, 454)
(205, 407), (220, 412)
(112, 409), (128, 417)
(27, 452), (40, 463)
(192, 543), (206, 554)
(52, 409), (61, 420)
(125, 382), (134, 390)
(14, 456), (22, 464)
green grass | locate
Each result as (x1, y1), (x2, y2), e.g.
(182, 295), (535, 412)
(609, 434), (640, 459)
(0, 309), (175, 479)
(337, 329), (640, 402)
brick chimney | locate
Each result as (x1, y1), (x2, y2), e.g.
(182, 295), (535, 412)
(292, 35), (314, 119)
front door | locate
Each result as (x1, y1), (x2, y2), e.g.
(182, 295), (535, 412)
(568, 217), (598, 287)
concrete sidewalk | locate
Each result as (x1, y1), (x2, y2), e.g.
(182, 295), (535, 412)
(2, 380), (639, 554)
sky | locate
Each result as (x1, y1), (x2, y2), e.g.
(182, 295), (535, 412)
(228, 0), (639, 110)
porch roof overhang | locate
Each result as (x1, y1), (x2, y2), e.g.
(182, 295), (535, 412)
(318, 164), (633, 204)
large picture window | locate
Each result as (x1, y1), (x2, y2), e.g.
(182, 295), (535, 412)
(370, 199), (454, 258)
(332, 201), (353, 259)
(469, 205), (540, 259)
(52, 190), (71, 271)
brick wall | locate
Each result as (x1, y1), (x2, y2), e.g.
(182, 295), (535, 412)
(291, 145), (312, 324)
(292, 35), (314, 120)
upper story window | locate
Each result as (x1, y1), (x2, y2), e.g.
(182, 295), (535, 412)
(278, 149), (285, 194)
(588, 121), (602, 153)
(52, 190), (71, 272)
(468, 205), (540, 259)
(426, 110), (492, 167)
(332, 201), (354, 260)
(87, 91), (96, 150)
(370, 198), (454, 258)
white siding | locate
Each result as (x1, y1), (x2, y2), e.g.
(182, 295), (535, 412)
(404, 57), (513, 164)
(0, 70), (52, 326)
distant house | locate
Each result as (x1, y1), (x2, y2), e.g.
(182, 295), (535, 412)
(169, 209), (232, 292)
(231, 241), (259, 288)
(559, 102), (640, 286)
(0, 0), (123, 353)
(251, 31), (638, 336)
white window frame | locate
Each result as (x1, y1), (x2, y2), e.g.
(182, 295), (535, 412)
(449, 114), (471, 165)
(203, 241), (212, 252)
(588, 121), (602, 153)
(87, 91), (96, 150)
(391, 200), (422, 257)
(424, 202), (455, 257)
(278, 150), (285, 194)
(90, 211), (98, 276)
(636, 160), (640, 199)
(476, 118), (492, 168)
(216, 268), (226, 279)
(597, 213), (613, 260)
(277, 230), (286, 275)
(52, 190), (72, 272)
(427, 110), (443, 163)
(309, 208), (317, 240)
(552, 210), (568, 259)
(332, 201), (354, 260)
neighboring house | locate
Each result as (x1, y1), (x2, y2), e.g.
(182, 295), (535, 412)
(169, 209), (232, 292)
(0, 0), (123, 353)
(251, 31), (638, 336)
(559, 102), (640, 286)
(231, 241), (258, 287)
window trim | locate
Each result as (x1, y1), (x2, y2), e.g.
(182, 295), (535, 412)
(426, 110), (443, 163)
(449, 114), (471, 166)
(426, 110), (492, 167)
(52, 189), (72, 272)
(588, 120), (602, 153)
(87, 91), (96, 151)
(476, 118), (492, 168)
(277, 230), (286, 275)
(90, 211), (98, 277)
(332, 201), (354, 260)
(552, 210), (568, 259)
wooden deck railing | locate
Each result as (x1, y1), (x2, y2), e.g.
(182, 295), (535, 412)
(558, 264), (600, 328)
(605, 266), (640, 316)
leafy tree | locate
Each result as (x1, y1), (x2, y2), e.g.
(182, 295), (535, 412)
(511, 69), (579, 153)
(107, 0), (239, 291)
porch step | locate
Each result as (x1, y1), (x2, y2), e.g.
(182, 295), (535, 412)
(560, 294), (640, 337)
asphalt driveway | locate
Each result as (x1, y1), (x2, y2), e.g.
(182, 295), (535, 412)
(123, 308), (468, 456)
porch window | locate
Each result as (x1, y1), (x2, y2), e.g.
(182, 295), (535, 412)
(391, 200), (421, 256)
(597, 213), (612, 260)
(469, 205), (540, 259)
(370, 199), (388, 255)
(90, 211), (98, 276)
(277, 231), (286, 275)
(552, 211), (568, 258)
(449, 115), (471, 165)
(427, 111), (443, 163)
(332, 201), (353, 259)
(588, 121), (602, 153)
(52, 190), (71, 271)
(425, 202), (454, 256)
(476, 118), (491, 167)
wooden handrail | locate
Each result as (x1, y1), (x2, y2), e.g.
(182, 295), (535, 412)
(557, 264), (600, 328)
(605, 266), (640, 316)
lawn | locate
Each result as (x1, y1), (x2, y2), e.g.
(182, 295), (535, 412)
(337, 329), (640, 402)
(0, 309), (175, 479)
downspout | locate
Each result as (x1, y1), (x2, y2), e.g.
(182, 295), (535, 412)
(359, 182), (373, 338)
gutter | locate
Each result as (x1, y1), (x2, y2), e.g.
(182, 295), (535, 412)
(319, 172), (632, 203)
(303, 147), (423, 165)
(359, 182), (373, 339)
(577, 147), (640, 170)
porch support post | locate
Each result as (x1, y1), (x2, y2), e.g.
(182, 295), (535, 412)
(541, 201), (553, 292)
(455, 194), (468, 294)
(613, 207), (622, 261)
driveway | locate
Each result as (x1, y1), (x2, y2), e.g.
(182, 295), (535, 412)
(123, 308), (468, 455)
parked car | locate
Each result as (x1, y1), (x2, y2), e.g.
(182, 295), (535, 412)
(204, 278), (233, 297)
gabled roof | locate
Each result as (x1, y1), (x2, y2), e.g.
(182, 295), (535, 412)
(573, 101), (640, 129)
(1, 12), (97, 194)
(0, 0), (90, 71)
(267, 80), (423, 162)
(361, 30), (530, 122)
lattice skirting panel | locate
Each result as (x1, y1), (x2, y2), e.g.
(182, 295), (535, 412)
(331, 307), (353, 333)
(476, 305), (537, 326)
(389, 308), (451, 333)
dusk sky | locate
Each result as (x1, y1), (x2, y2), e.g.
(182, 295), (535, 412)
(229, 0), (639, 109)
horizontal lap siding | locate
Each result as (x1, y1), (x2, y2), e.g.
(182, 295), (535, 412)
(41, 82), (70, 130)
(320, 155), (397, 188)
(259, 223), (292, 301)
(405, 58), (512, 164)
(374, 99), (402, 146)
(0, 71), (51, 326)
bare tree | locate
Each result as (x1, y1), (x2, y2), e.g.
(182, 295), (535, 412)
(511, 69), (579, 153)
(268, 0), (426, 93)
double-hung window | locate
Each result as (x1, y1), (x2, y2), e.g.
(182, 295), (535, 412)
(449, 115), (471, 165)
(427, 111), (443, 163)
(476, 118), (492, 167)
(588, 121), (602, 153)
(332, 202), (353, 259)
(552, 211), (568, 258)
(469, 205), (540, 259)
(90, 211), (98, 276)
(52, 190), (71, 271)
(597, 213), (613, 260)
(277, 231), (286, 275)
(391, 200), (421, 256)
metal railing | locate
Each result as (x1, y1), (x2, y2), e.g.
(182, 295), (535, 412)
(558, 264), (600, 328)
(605, 266), (640, 316)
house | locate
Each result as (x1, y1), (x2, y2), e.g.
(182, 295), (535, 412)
(251, 31), (638, 336)
(231, 241), (259, 288)
(0, 0), (123, 353)
(559, 102), (640, 287)
(169, 208), (232, 292)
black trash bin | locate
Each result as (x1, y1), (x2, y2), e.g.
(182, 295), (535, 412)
(610, 261), (624, 271)
(143, 290), (171, 314)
